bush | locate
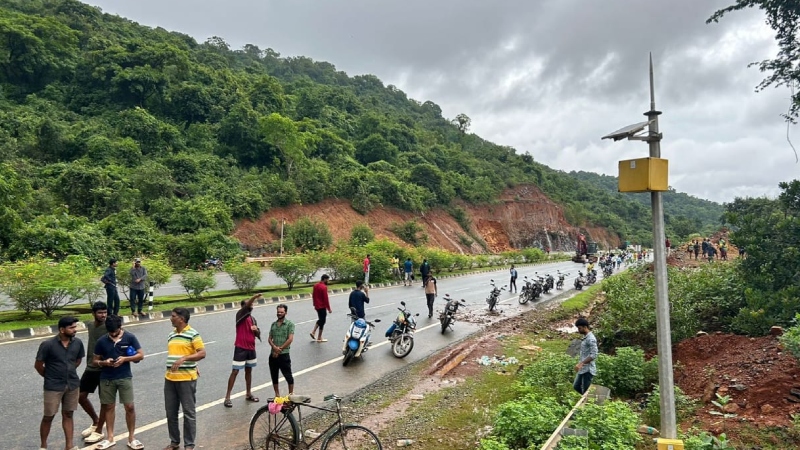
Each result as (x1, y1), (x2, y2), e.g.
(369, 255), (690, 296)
(642, 384), (696, 428)
(0, 255), (98, 317)
(518, 352), (580, 398)
(179, 270), (217, 300)
(226, 262), (262, 293)
(349, 223), (374, 246)
(389, 219), (427, 246)
(284, 217), (333, 252)
(594, 347), (648, 398)
(780, 313), (800, 360)
(327, 249), (362, 282)
(491, 394), (570, 449)
(422, 247), (455, 274)
(521, 247), (545, 263)
(271, 255), (314, 290)
(570, 401), (642, 450)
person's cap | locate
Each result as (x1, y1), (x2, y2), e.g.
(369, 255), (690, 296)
(134, 258), (141, 263)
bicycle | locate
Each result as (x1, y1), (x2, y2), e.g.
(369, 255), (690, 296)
(249, 394), (383, 450)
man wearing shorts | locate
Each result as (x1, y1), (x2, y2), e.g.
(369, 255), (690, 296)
(78, 302), (108, 445)
(310, 274), (332, 342)
(224, 293), (262, 407)
(403, 258), (413, 286)
(35, 316), (85, 450)
(268, 304), (295, 397)
(93, 315), (144, 450)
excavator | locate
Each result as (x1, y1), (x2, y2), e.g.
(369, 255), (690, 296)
(572, 233), (598, 263)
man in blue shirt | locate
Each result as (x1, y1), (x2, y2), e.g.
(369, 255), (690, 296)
(573, 317), (598, 394)
(93, 315), (145, 450)
(348, 280), (370, 319)
(403, 258), (413, 287)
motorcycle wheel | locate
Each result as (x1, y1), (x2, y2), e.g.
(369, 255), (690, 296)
(342, 348), (355, 366)
(488, 297), (497, 312)
(440, 317), (451, 334)
(518, 293), (529, 304)
(392, 334), (414, 358)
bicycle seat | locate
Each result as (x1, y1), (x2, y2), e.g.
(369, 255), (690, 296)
(289, 394), (311, 404)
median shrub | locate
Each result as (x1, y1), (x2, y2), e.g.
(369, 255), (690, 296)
(226, 262), (262, 293)
(180, 270), (217, 300)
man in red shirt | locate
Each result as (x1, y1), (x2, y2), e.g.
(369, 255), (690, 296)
(363, 254), (371, 287)
(310, 275), (332, 342)
(223, 293), (262, 407)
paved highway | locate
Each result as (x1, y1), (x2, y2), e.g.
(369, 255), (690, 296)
(0, 260), (594, 450)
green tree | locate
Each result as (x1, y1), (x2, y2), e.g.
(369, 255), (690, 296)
(226, 261), (262, 293)
(260, 112), (306, 178)
(180, 270), (217, 300)
(0, 255), (98, 317)
(284, 217), (333, 252)
(349, 223), (374, 246)
(271, 255), (313, 290)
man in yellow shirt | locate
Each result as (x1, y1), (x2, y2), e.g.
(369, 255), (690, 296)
(164, 308), (206, 450)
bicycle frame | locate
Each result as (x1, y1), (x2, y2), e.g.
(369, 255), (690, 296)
(267, 395), (348, 448)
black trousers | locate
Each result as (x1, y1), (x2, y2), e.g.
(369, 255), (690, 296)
(269, 353), (294, 385)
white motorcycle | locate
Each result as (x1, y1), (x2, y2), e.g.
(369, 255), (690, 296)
(342, 307), (380, 366)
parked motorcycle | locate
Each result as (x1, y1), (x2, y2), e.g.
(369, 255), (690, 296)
(203, 257), (224, 271)
(440, 294), (466, 333)
(587, 269), (597, 285)
(544, 273), (555, 292)
(556, 271), (567, 290)
(574, 271), (586, 291)
(519, 277), (534, 304)
(385, 301), (418, 358)
(486, 280), (505, 312)
(342, 307), (380, 366)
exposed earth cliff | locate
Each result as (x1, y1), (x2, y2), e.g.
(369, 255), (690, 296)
(233, 184), (621, 254)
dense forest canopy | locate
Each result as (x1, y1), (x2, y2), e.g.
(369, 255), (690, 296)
(0, 0), (720, 267)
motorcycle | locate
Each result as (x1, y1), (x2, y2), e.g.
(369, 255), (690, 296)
(530, 275), (543, 300)
(556, 271), (567, 290)
(342, 307), (380, 366)
(603, 264), (613, 278)
(587, 269), (597, 285)
(545, 273), (555, 292)
(574, 271), (586, 291)
(440, 294), (466, 333)
(385, 301), (418, 358)
(519, 277), (534, 304)
(486, 280), (505, 312)
(203, 257), (224, 272)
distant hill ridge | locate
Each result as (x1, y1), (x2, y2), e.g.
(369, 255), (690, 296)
(0, 0), (721, 266)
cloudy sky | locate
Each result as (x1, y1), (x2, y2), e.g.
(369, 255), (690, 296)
(82, 0), (799, 203)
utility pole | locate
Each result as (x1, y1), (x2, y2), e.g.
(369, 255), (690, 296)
(601, 54), (678, 441)
(280, 218), (286, 256)
(645, 53), (677, 439)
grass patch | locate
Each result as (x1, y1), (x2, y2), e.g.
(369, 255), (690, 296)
(535, 339), (572, 354)
(548, 283), (603, 320)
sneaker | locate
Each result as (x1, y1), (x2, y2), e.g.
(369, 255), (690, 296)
(84, 431), (104, 443)
(81, 425), (96, 438)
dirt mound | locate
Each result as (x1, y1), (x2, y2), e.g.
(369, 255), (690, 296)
(673, 334), (800, 429)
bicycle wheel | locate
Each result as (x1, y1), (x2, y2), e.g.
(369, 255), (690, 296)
(322, 424), (382, 450)
(249, 406), (299, 450)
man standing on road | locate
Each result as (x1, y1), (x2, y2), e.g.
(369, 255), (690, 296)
(224, 293), (262, 407)
(348, 280), (370, 319)
(509, 265), (518, 294)
(310, 275), (332, 342)
(100, 259), (120, 316)
(93, 315), (145, 450)
(128, 259), (148, 317)
(403, 258), (413, 287)
(35, 316), (85, 450)
(363, 254), (371, 287)
(164, 307), (206, 450)
(268, 304), (295, 397)
(420, 258), (431, 286)
(78, 302), (108, 445)
(573, 317), (598, 395)
(391, 255), (401, 280)
(424, 275), (437, 318)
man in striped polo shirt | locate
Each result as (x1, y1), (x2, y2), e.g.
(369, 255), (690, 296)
(164, 307), (206, 450)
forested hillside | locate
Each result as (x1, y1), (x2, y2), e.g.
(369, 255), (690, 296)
(0, 0), (718, 267)
(568, 171), (724, 237)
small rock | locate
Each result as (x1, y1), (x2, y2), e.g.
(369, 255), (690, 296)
(731, 384), (747, 392)
(770, 326), (784, 336)
(696, 331), (708, 336)
(409, 394), (424, 400)
(723, 403), (740, 413)
(761, 404), (775, 414)
(718, 386), (729, 395)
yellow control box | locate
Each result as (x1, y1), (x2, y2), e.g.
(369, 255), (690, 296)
(656, 438), (684, 450)
(618, 157), (668, 193)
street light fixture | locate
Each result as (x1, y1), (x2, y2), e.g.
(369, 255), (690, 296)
(602, 54), (680, 445)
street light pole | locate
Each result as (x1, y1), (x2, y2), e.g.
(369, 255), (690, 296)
(280, 218), (286, 256)
(644, 53), (677, 439)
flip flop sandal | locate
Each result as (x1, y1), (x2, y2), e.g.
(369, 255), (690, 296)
(224, 399), (233, 408)
(317, 339), (328, 342)
(309, 332), (317, 340)
(127, 439), (144, 449)
(246, 395), (260, 402)
(95, 440), (116, 450)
